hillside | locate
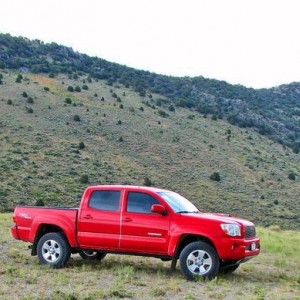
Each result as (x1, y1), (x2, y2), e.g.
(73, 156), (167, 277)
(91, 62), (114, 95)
(0, 68), (300, 229)
(1, 33), (300, 152)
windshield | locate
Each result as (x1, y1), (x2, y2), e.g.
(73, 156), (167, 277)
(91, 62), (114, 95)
(157, 191), (200, 213)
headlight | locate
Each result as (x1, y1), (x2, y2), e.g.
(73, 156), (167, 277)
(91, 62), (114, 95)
(221, 223), (241, 236)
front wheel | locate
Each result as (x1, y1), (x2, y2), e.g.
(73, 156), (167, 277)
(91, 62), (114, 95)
(37, 232), (71, 268)
(179, 241), (220, 280)
(78, 250), (107, 260)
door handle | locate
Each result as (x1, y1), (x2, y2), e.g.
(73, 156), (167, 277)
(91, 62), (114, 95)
(83, 214), (93, 219)
(123, 217), (132, 222)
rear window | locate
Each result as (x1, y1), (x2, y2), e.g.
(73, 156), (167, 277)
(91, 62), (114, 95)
(89, 190), (121, 211)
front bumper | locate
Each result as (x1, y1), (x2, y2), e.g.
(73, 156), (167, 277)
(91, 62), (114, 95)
(218, 237), (260, 261)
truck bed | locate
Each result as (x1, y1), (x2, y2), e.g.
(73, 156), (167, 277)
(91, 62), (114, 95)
(12, 206), (78, 244)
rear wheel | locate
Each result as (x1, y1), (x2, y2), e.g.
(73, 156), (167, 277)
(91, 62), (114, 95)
(79, 250), (107, 260)
(37, 232), (71, 268)
(179, 241), (220, 280)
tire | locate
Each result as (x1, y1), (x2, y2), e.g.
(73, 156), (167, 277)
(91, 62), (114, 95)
(37, 232), (71, 268)
(179, 241), (220, 280)
(78, 250), (107, 260)
(219, 263), (240, 274)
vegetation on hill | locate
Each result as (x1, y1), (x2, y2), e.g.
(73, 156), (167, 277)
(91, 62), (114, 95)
(0, 68), (299, 229)
(1, 33), (300, 152)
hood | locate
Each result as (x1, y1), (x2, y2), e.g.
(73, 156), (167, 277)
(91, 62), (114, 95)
(178, 212), (254, 227)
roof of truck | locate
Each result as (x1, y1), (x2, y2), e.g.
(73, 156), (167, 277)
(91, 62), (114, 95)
(86, 185), (172, 193)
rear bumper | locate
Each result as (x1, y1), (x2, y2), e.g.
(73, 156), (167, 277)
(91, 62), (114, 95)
(11, 225), (20, 240)
(218, 237), (260, 261)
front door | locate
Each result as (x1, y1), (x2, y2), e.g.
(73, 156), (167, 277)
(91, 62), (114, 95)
(120, 191), (170, 254)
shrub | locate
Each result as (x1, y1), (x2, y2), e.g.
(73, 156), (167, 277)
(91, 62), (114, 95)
(139, 90), (146, 97)
(73, 115), (80, 122)
(79, 174), (89, 184)
(67, 86), (74, 92)
(82, 85), (88, 90)
(74, 86), (81, 92)
(22, 92), (28, 98)
(292, 146), (299, 154)
(16, 74), (23, 83)
(144, 177), (153, 186)
(118, 136), (124, 142)
(27, 107), (33, 113)
(288, 172), (296, 180)
(7, 99), (12, 105)
(44, 87), (50, 92)
(35, 199), (45, 206)
(117, 120), (122, 125)
(65, 98), (72, 104)
(158, 110), (168, 118)
(210, 172), (221, 182)
(168, 105), (175, 112)
(27, 97), (34, 104)
(119, 104), (124, 109)
(78, 142), (85, 149)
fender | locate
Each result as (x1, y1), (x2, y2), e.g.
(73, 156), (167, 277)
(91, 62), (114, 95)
(167, 231), (219, 257)
(30, 215), (79, 247)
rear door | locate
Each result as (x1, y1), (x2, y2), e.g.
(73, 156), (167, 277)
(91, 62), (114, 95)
(77, 189), (122, 250)
(120, 190), (170, 254)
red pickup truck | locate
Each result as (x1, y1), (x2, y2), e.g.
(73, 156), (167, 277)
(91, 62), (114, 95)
(11, 185), (260, 279)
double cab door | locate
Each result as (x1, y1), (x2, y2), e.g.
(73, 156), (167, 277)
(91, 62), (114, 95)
(77, 188), (170, 255)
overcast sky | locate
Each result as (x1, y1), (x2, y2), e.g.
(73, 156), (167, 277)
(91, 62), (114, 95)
(1, 0), (300, 88)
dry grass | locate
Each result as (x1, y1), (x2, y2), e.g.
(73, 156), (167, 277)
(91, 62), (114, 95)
(1, 214), (300, 299)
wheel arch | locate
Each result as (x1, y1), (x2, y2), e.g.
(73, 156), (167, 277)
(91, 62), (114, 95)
(174, 234), (218, 259)
(31, 224), (69, 256)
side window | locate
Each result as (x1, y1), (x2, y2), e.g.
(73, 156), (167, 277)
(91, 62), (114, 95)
(89, 190), (120, 211)
(127, 192), (160, 214)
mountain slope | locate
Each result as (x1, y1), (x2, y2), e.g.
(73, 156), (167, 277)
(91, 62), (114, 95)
(0, 70), (299, 229)
(1, 33), (300, 152)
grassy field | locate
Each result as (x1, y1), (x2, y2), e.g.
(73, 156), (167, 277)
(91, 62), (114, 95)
(1, 213), (299, 300)
(0, 70), (300, 229)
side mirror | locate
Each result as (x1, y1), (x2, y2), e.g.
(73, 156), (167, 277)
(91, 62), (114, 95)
(151, 204), (166, 215)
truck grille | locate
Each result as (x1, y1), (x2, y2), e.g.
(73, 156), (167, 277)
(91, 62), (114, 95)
(244, 226), (256, 238)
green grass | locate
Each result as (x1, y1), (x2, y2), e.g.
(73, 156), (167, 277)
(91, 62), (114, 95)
(1, 214), (300, 299)
(0, 71), (300, 230)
